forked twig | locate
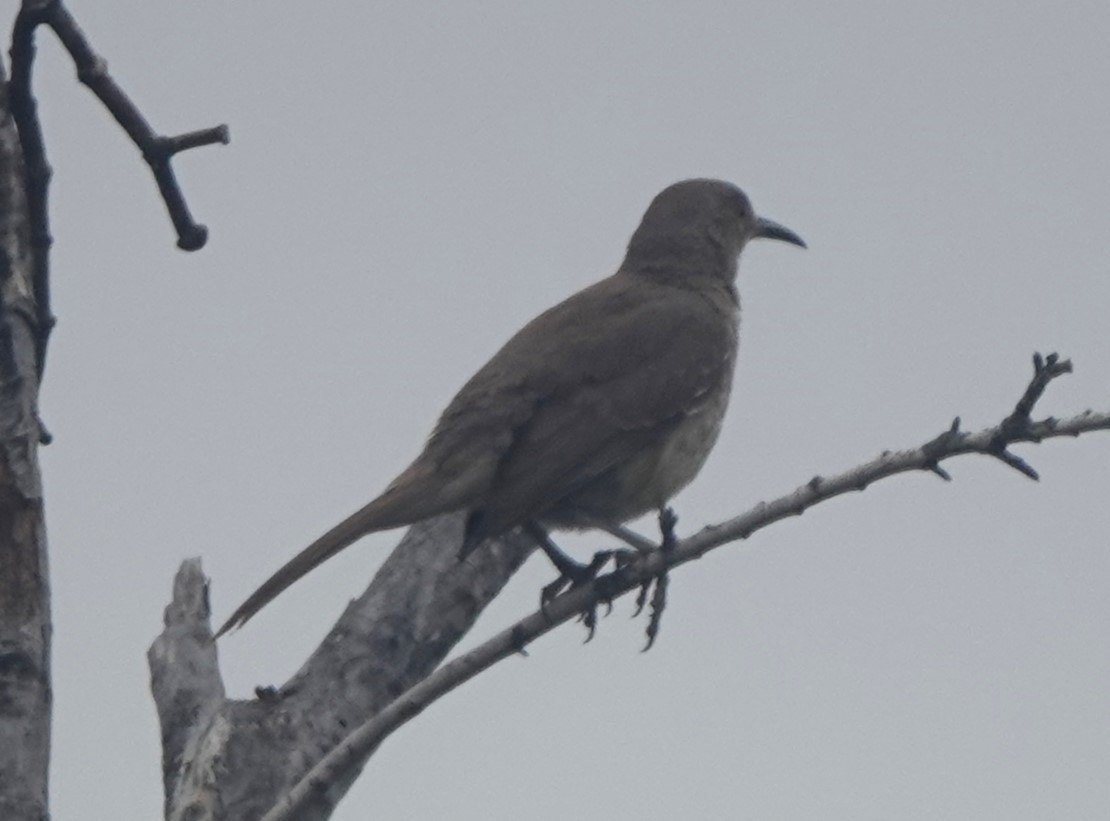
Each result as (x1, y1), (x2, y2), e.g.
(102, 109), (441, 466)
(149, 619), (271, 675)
(8, 0), (227, 377)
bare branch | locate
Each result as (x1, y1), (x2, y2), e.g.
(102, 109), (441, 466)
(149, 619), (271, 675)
(44, 0), (227, 249)
(262, 354), (1109, 821)
(7, 0), (227, 376)
(1006, 352), (1073, 425)
(984, 352), (1073, 479)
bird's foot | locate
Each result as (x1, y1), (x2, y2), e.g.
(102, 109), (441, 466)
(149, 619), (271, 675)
(631, 507), (678, 651)
(540, 549), (615, 641)
(525, 521), (617, 640)
(540, 547), (614, 603)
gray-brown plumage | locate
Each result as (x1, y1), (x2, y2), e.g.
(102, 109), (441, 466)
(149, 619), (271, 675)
(216, 179), (804, 637)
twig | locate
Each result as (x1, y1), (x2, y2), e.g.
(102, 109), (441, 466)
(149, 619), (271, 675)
(985, 353), (1073, 479)
(8, 0), (228, 377)
(260, 353), (1109, 821)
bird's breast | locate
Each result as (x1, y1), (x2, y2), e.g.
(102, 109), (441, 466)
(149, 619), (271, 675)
(645, 360), (734, 503)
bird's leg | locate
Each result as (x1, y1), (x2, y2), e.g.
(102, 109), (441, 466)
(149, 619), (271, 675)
(591, 520), (656, 554)
(524, 521), (602, 590)
(524, 521), (613, 636)
(658, 506), (678, 550)
(633, 507), (677, 651)
(632, 507), (676, 616)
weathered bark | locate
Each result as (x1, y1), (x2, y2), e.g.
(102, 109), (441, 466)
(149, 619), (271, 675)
(0, 72), (51, 821)
(149, 514), (533, 821)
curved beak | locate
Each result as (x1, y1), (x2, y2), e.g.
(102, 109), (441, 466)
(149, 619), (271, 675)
(755, 217), (807, 249)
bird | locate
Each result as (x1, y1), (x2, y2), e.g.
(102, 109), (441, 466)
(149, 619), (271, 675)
(215, 179), (805, 638)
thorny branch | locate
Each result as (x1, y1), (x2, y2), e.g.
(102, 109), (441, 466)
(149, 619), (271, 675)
(261, 352), (1109, 821)
(7, 0), (227, 378)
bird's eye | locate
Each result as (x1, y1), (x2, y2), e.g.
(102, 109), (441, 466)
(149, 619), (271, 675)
(729, 192), (753, 219)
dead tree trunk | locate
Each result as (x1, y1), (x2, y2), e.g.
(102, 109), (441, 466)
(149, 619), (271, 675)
(0, 59), (51, 821)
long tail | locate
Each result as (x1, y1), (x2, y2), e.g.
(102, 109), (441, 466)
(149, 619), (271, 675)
(215, 497), (408, 638)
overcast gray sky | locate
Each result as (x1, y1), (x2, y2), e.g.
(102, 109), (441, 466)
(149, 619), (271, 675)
(17, 1), (1110, 818)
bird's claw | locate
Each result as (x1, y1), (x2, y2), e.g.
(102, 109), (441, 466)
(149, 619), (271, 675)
(536, 506), (678, 647)
(634, 507), (678, 649)
(540, 548), (614, 615)
(540, 548), (615, 643)
(641, 571), (669, 651)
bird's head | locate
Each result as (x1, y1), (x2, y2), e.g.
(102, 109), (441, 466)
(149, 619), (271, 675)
(623, 178), (805, 284)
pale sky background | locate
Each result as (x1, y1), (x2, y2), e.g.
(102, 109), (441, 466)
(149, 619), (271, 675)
(11, 1), (1109, 819)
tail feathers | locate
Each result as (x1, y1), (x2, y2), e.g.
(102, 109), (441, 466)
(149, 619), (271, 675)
(215, 494), (411, 638)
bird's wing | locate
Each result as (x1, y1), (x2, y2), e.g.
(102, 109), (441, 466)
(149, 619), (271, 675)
(436, 272), (738, 539)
